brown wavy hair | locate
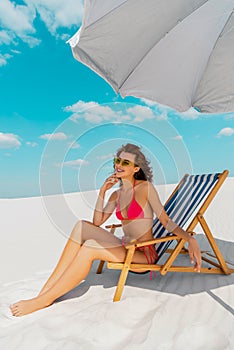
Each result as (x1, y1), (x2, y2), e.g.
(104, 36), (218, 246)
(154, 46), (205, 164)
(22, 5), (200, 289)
(115, 143), (153, 182)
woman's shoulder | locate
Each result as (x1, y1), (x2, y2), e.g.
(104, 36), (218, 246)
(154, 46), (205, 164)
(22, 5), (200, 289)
(135, 180), (157, 194)
(135, 179), (151, 191)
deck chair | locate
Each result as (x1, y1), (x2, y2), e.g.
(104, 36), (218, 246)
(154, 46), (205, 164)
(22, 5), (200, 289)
(96, 170), (234, 301)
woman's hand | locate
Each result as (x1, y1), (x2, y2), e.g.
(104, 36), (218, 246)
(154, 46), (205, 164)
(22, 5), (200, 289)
(187, 236), (202, 272)
(93, 175), (119, 226)
(101, 174), (119, 192)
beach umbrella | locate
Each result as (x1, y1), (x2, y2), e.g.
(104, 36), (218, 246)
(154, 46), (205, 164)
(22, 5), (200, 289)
(68, 0), (234, 114)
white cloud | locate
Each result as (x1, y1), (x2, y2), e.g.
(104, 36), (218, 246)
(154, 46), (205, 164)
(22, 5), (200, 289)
(66, 100), (120, 124)
(27, 0), (83, 35)
(0, 0), (40, 57)
(140, 98), (158, 107)
(26, 141), (38, 147)
(65, 100), (100, 113)
(39, 132), (68, 140)
(67, 141), (80, 149)
(0, 52), (13, 66)
(157, 112), (168, 121)
(0, 29), (14, 45)
(0, 0), (83, 63)
(217, 127), (234, 137)
(20, 34), (41, 48)
(138, 98), (170, 121)
(11, 49), (21, 54)
(141, 97), (202, 121)
(4, 152), (12, 157)
(96, 153), (113, 160)
(0, 54), (9, 67)
(224, 113), (234, 120)
(172, 135), (183, 141)
(180, 107), (200, 120)
(0, 131), (21, 148)
(60, 33), (71, 41)
(127, 105), (154, 122)
(59, 158), (89, 169)
(65, 100), (162, 124)
(0, 0), (36, 32)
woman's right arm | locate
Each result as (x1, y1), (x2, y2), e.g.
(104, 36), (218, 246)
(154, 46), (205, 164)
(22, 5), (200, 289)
(92, 174), (119, 226)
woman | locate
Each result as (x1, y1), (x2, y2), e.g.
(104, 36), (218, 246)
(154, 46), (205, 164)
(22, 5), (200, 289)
(10, 143), (202, 316)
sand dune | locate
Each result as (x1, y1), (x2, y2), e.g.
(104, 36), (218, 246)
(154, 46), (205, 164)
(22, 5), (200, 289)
(0, 179), (234, 349)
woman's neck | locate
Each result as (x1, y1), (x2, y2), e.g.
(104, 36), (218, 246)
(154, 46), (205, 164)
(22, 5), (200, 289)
(121, 177), (135, 190)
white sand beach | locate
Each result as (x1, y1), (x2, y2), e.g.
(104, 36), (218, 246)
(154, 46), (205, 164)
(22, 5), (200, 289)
(0, 179), (234, 350)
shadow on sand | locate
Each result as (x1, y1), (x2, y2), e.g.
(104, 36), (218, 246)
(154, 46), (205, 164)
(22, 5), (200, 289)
(56, 235), (234, 315)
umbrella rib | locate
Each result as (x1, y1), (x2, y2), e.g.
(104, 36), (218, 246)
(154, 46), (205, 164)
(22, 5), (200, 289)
(118, 0), (210, 91)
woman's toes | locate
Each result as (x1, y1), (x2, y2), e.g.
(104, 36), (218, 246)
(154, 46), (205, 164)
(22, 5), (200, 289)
(12, 307), (21, 317)
(10, 303), (20, 315)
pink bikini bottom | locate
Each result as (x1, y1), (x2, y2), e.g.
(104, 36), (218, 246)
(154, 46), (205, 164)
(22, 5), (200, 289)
(121, 237), (158, 280)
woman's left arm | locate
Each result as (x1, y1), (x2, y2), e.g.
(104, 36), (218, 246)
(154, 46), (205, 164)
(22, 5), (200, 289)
(147, 182), (202, 272)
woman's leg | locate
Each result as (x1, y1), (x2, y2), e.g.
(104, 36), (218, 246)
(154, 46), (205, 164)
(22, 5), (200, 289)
(39, 220), (121, 295)
(10, 238), (150, 317)
(10, 237), (124, 316)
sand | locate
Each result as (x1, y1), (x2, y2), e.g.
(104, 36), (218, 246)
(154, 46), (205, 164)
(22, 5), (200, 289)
(0, 179), (233, 350)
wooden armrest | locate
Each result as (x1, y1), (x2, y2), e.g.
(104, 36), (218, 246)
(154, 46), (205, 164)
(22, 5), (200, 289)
(124, 231), (195, 249)
(124, 235), (178, 249)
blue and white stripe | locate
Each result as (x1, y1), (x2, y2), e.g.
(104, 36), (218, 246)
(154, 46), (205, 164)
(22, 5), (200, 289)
(154, 173), (219, 261)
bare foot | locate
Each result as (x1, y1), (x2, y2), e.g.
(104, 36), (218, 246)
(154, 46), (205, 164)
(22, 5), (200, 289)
(10, 296), (52, 317)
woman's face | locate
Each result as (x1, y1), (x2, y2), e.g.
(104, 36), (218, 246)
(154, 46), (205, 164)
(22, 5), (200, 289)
(114, 151), (140, 179)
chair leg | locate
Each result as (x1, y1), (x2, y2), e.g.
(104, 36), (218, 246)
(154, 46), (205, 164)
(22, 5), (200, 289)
(113, 245), (135, 302)
(198, 214), (230, 274)
(96, 260), (105, 274)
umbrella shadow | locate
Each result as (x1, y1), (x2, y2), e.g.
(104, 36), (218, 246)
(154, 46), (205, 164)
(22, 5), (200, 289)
(55, 235), (234, 313)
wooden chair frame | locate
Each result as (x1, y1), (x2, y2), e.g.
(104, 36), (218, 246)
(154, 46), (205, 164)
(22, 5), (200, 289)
(96, 170), (234, 302)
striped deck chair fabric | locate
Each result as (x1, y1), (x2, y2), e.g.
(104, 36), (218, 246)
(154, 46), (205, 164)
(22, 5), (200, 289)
(154, 173), (219, 261)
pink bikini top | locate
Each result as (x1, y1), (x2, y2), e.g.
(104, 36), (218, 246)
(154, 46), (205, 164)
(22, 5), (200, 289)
(116, 180), (148, 220)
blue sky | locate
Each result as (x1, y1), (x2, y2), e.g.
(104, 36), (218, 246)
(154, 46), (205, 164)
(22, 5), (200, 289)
(0, 0), (234, 198)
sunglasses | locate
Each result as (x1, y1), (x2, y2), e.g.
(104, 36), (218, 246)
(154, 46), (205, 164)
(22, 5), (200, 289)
(113, 157), (136, 167)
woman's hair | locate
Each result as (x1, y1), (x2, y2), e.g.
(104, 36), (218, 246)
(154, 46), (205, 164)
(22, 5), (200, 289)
(115, 143), (153, 182)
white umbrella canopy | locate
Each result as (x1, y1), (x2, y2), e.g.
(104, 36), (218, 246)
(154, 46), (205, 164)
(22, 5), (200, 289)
(68, 0), (234, 113)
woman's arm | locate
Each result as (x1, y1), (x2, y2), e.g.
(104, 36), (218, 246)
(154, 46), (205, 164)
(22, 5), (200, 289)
(147, 182), (202, 272)
(93, 174), (119, 227)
